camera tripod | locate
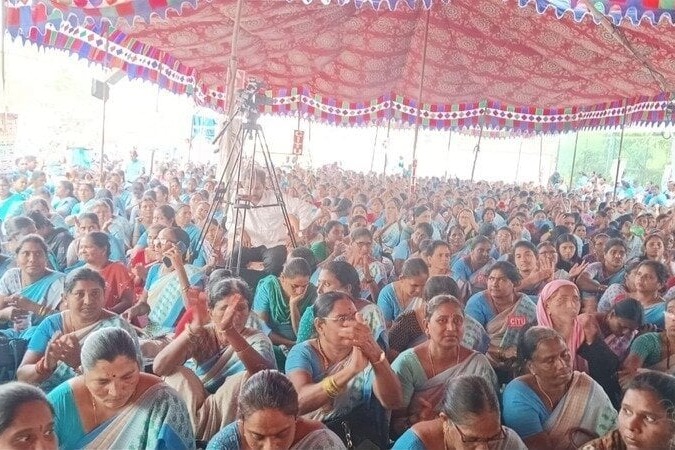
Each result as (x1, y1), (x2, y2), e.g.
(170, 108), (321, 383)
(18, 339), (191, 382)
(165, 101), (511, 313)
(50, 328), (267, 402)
(194, 114), (297, 277)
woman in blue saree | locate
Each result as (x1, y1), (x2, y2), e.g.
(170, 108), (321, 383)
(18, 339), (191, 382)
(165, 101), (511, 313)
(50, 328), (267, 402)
(175, 203), (202, 260)
(123, 227), (203, 339)
(17, 268), (138, 393)
(286, 291), (402, 449)
(154, 278), (275, 441)
(373, 198), (404, 256)
(0, 176), (25, 222)
(48, 327), (195, 450)
(451, 235), (496, 302)
(577, 238), (627, 313)
(0, 235), (65, 338)
(297, 260), (388, 350)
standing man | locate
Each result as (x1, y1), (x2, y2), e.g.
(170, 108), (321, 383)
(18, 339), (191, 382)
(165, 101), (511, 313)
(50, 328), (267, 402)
(125, 149), (145, 183)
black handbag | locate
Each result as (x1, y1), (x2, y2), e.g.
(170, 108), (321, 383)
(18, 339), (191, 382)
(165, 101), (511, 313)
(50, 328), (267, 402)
(324, 403), (387, 450)
(0, 335), (28, 382)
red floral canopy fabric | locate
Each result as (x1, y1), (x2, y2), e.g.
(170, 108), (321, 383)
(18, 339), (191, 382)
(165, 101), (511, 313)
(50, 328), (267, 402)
(6, 0), (675, 133)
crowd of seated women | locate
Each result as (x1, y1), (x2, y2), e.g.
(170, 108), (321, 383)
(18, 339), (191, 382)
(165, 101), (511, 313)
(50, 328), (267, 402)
(4, 160), (675, 449)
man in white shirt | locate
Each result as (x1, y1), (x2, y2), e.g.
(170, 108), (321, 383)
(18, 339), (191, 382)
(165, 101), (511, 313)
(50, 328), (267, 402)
(230, 168), (316, 287)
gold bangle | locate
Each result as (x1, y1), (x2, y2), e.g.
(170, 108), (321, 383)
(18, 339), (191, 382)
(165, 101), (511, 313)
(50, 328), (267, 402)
(322, 376), (340, 398)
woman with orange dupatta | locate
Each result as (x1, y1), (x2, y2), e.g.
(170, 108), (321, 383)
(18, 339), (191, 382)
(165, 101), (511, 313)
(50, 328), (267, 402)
(79, 231), (134, 315)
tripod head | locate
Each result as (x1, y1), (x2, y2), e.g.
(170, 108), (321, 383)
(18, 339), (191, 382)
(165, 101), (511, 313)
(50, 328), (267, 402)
(237, 79), (273, 127)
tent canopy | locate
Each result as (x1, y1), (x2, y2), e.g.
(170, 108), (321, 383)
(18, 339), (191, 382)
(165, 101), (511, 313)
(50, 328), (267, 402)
(6, 0), (675, 133)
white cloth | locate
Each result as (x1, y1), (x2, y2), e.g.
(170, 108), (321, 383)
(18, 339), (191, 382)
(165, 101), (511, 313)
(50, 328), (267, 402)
(229, 190), (316, 247)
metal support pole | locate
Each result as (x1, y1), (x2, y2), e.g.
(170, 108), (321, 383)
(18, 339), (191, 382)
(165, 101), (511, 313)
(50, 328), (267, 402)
(568, 130), (580, 190)
(445, 130), (452, 178)
(538, 135), (544, 185)
(383, 117), (392, 176)
(514, 138), (523, 183)
(99, 33), (110, 183)
(370, 126), (379, 172)
(470, 118), (485, 182)
(410, 9), (431, 191)
(613, 103), (629, 201)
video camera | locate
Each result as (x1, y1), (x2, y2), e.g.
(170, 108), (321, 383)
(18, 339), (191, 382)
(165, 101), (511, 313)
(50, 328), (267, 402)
(237, 79), (273, 125)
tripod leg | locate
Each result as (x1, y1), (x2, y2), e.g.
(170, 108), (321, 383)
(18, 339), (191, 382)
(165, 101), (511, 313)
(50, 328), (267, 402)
(194, 124), (245, 257)
(258, 128), (297, 248)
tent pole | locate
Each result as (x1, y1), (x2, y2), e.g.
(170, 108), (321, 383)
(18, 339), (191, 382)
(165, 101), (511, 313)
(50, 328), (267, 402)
(514, 138), (523, 183)
(383, 117), (392, 176)
(613, 103), (629, 201)
(445, 130), (452, 178)
(568, 130), (580, 190)
(470, 113), (485, 182)
(410, 9), (431, 192)
(187, 113), (194, 164)
(226, 0), (244, 116)
(370, 126), (379, 172)
(1, 0), (7, 118)
(555, 134), (561, 172)
(538, 135), (544, 185)
(99, 31), (110, 184)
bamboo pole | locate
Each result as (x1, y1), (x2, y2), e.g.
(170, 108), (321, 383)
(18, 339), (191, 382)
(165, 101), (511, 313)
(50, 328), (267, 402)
(410, 9), (431, 191)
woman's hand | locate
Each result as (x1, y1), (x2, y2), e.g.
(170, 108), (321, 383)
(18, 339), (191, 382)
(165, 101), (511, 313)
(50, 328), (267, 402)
(338, 314), (381, 363)
(122, 301), (150, 321)
(189, 289), (210, 329)
(578, 313), (599, 344)
(54, 333), (81, 369)
(164, 244), (183, 268)
(568, 261), (589, 280)
(331, 242), (347, 258)
(537, 257), (555, 282)
(44, 332), (63, 371)
(131, 263), (148, 281)
(101, 219), (113, 233)
(345, 346), (369, 377)
(289, 286), (309, 307)
(220, 294), (245, 332)
(2, 307), (29, 323)
(0, 294), (16, 310)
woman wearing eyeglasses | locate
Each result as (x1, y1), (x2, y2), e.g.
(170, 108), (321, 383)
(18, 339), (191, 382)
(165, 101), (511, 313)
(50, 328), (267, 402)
(339, 227), (388, 300)
(389, 295), (497, 438)
(392, 375), (525, 449)
(296, 260), (387, 351)
(582, 371), (675, 450)
(286, 291), (402, 449)
(502, 327), (616, 450)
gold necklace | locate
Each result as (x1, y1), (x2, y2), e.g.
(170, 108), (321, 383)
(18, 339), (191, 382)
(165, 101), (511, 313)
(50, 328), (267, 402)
(316, 338), (330, 370)
(90, 390), (98, 425)
(442, 419), (451, 450)
(428, 344), (460, 378)
(534, 375), (555, 410)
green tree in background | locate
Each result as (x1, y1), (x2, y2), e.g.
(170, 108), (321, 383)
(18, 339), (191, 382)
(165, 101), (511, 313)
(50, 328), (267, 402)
(556, 131), (671, 187)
